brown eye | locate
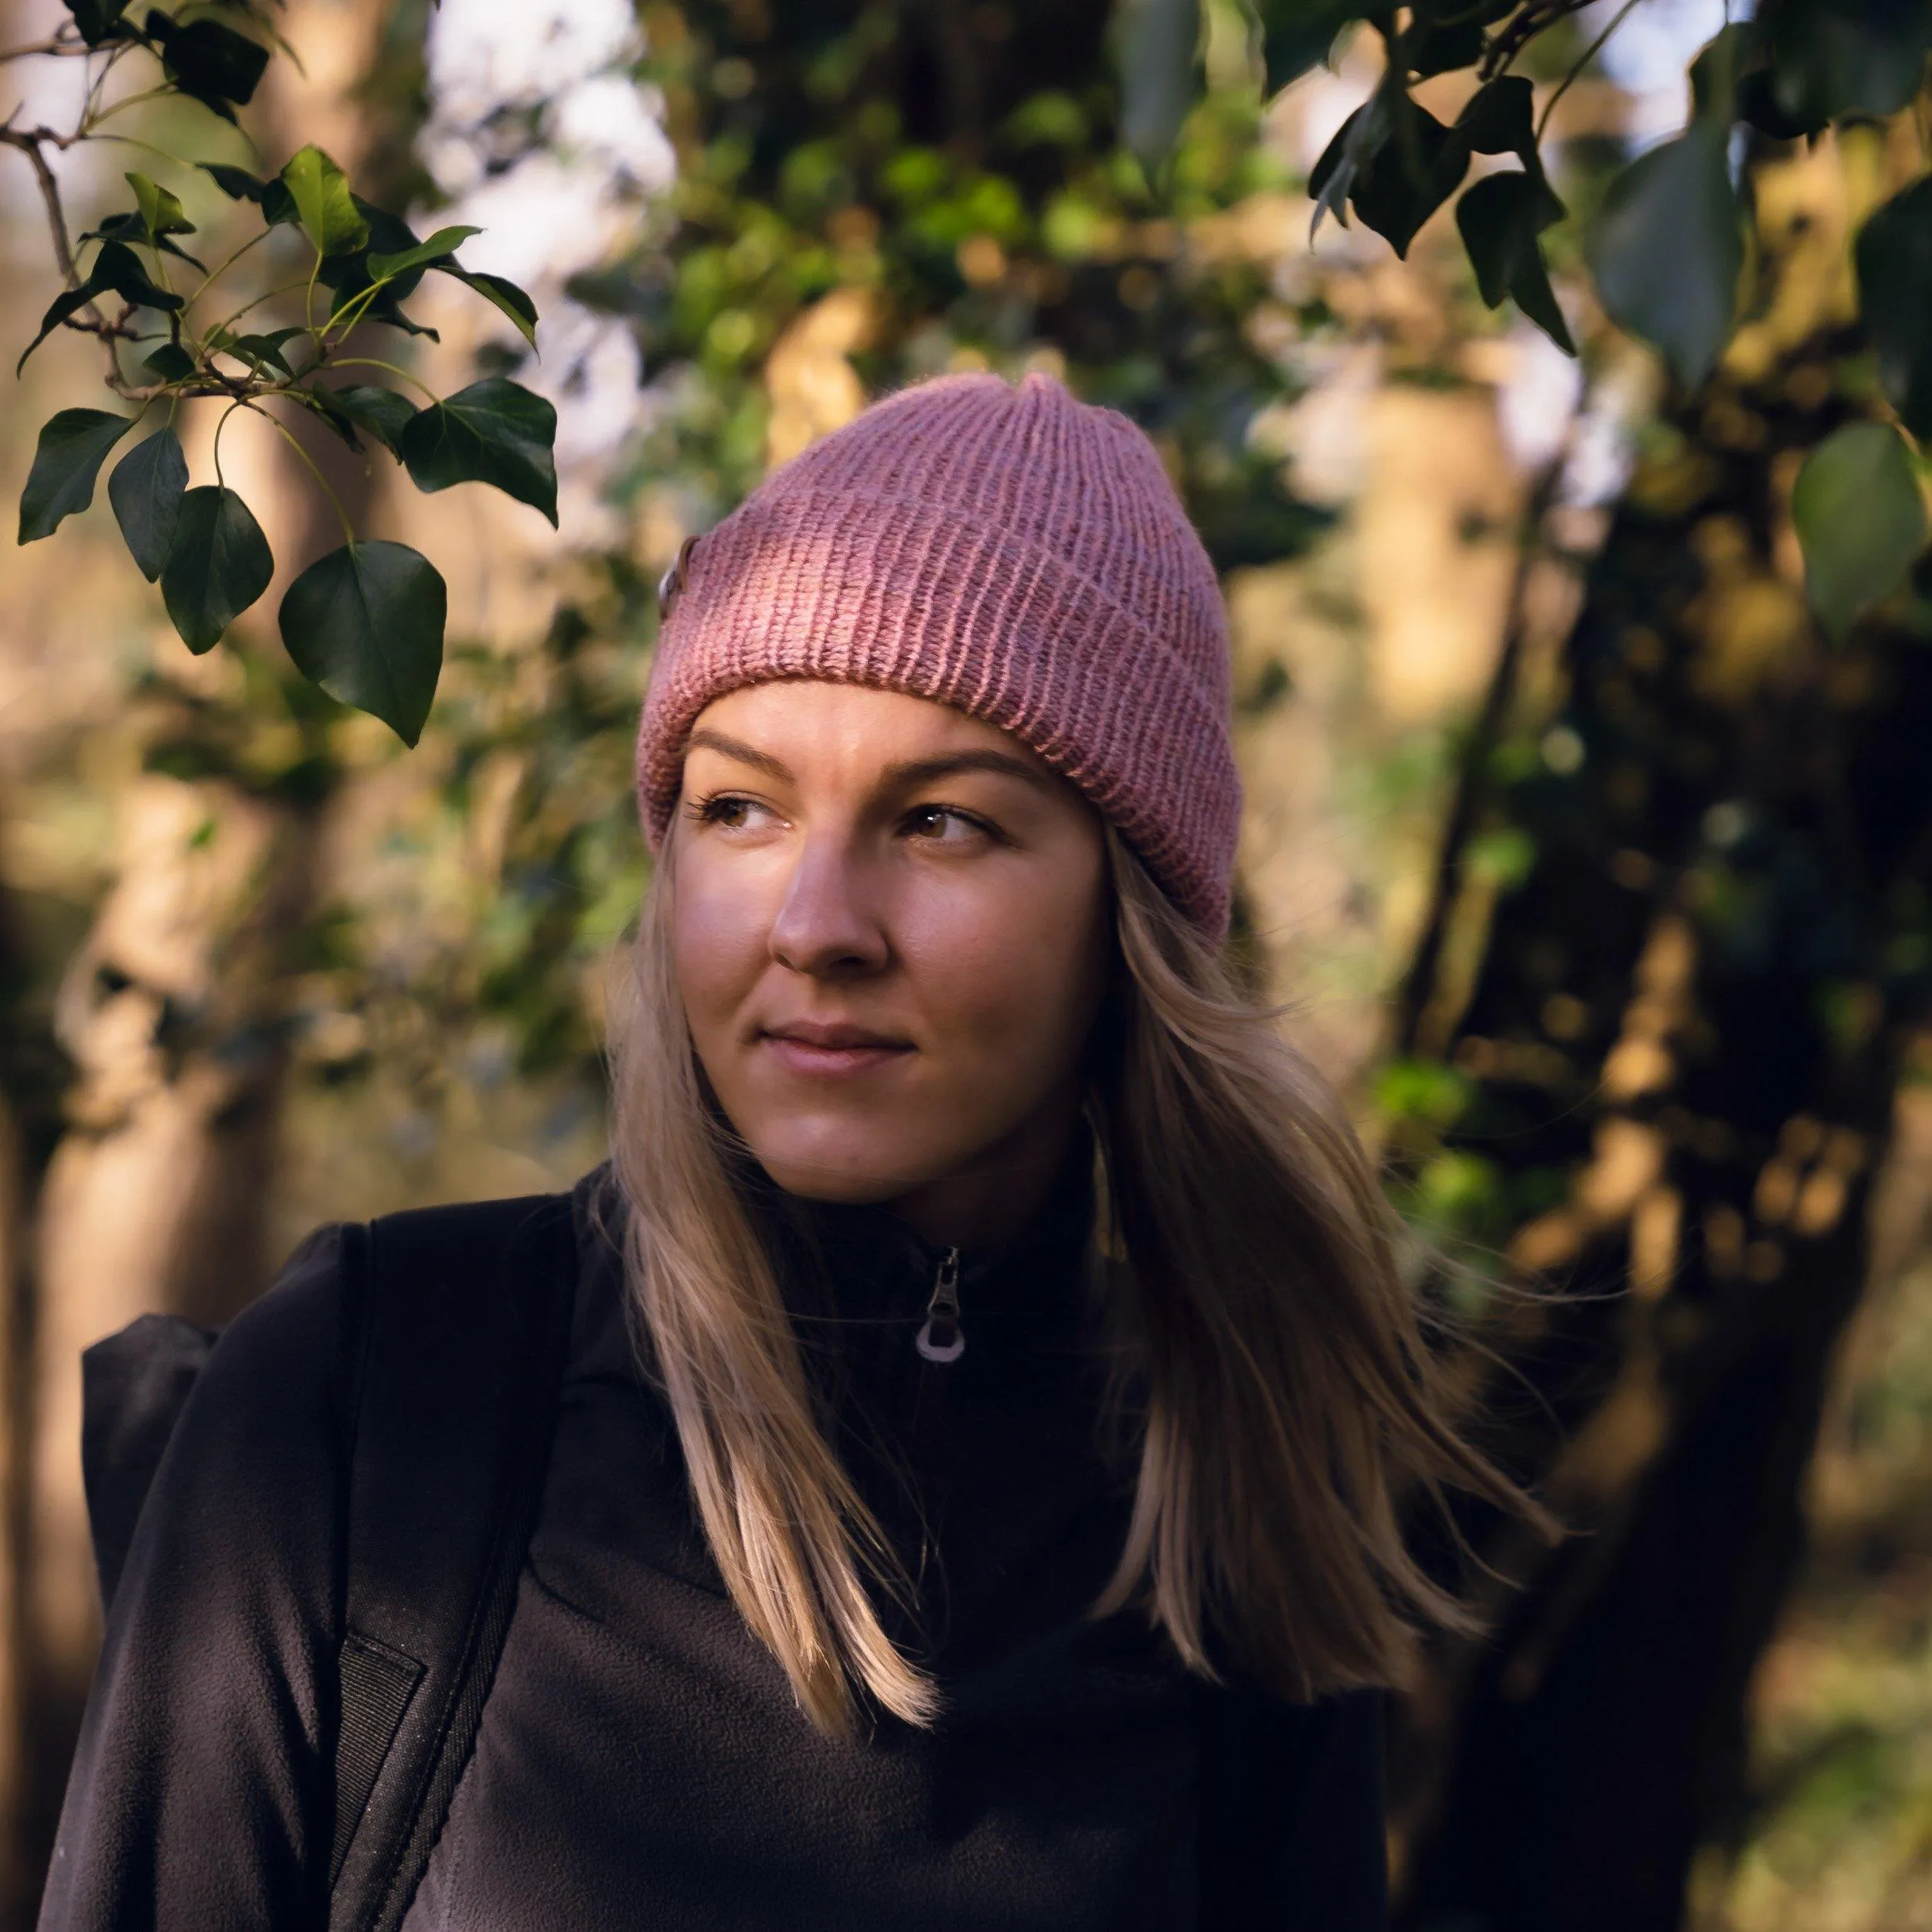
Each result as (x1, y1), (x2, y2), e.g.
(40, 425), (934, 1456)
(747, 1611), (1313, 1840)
(692, 794), (770, 832)
(905, 804), (988, 843)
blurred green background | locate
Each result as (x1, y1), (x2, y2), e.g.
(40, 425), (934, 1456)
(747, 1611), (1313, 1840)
(3, 2), (1931, 1927)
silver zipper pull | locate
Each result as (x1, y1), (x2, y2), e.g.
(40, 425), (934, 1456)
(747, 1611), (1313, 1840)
(915, 1247), (964, 1362)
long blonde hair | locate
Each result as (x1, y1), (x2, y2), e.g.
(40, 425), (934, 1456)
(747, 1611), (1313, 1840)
(609, 821), (1539, 1734)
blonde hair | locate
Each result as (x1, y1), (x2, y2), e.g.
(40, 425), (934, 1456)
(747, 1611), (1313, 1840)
(609, 823), (1540, 1734)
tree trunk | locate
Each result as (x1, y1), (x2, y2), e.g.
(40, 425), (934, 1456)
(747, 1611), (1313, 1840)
(1389, 316), (1932, 1928)
(12, 3), (426, 1907)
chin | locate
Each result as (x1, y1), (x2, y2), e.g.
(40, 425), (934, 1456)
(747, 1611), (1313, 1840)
(748, 1131), (938, 1206)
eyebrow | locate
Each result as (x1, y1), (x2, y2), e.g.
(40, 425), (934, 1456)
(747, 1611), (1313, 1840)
(880, 750), (1056, 794)
(685, 727), (791, 781)
(683, 731), (1056, 797)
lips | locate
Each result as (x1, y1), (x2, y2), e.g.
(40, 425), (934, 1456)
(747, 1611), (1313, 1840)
(757, 1020), (913, 1077)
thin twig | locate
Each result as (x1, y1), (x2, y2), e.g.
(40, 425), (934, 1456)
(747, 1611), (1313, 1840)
(253, 403), (356, 547)
(185, 223), (273, 308)
(1538, 0), (1642, 138)
(1393, 456), (1569, 1059)
(0, 123), (83, 283)
(325, 355), (437, 401)
(0, 36), (88, 63)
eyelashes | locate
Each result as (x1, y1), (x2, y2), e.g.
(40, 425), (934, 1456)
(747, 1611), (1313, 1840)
(682, 793), (1007, 844)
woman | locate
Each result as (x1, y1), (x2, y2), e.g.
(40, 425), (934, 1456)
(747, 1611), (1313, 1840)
(42, 373), (1533, 1930)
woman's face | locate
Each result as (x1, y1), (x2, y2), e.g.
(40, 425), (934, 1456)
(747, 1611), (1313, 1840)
(671, 680), (1111, 1240)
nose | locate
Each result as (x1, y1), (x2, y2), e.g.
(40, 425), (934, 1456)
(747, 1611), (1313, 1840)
(767, 833), (889, 978)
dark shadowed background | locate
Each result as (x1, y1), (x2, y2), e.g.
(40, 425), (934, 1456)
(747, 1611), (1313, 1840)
(2, 2), (1930, 1927)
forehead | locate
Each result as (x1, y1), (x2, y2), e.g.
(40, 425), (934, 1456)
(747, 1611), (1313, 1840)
(685, 680), (1056, 780)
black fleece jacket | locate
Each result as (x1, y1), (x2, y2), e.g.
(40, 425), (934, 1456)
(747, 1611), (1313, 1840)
(39, 1164), (1387, 1931)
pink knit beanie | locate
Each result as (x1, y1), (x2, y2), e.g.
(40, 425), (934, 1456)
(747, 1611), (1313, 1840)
(634, 371), (1240, 938)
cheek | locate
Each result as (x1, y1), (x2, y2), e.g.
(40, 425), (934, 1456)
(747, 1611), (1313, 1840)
(670, 858), (770, 1040)
(899, 875), (1107, 1083)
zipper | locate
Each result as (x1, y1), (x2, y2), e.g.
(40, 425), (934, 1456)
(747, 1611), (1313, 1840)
(914, 1247), (965, 1362)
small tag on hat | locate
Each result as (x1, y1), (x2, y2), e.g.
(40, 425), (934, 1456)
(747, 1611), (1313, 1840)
(657, 533), (700, 623)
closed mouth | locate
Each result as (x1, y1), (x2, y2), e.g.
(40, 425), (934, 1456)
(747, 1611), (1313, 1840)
(757, 1023), (914, 1072)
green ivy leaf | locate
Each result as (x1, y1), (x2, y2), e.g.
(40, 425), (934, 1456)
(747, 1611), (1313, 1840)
(17, 410), (134, 543)
(125, 172), (195, 239)
(1114, 0), (1202, 174)
(143, 10), (270, 118)
(320, 201), (427, 301)
(198, 162), (299, 226)
(223, 327), (304, 376)
(1455, 75), (1538, 165)
(107, 426), (188, 580)
(1855, 175), (1932, 441)
(436, 266), (540, 349)
(1792, 421), (1929, 643)
(280, 145), (371, 258)
(18, 286), (102, 374)
(1764, 0), (1932, 124)
(142, 342), (197, 382)
(66, 0), (131, 43)
(90, 239), (185, 311)
(1350, 95), (1468, 259)
(1405, 12), (1484, 79)
(160, 486), (274, 653)
(1688, 20), (1760, 121)
(279, 539), (447, 747)
(1253, 0), (1366, 94)
(1587, 122), (1742, 389)
(366, 225), (482, 281)
(199, 161), (267, 202)
(80, 211), (206, 270)
(325, 385), (417, 454)
(305, 389), (367, 453)
(400, 377), (559, 525)
(1309, 100), (1378, 237)
(1457, 171), (1574, 352)
(65, 0), (131, 46)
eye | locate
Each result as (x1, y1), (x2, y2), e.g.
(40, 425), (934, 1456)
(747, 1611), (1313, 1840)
(686, 792), (775, 833)
(903, 804), (995, 844)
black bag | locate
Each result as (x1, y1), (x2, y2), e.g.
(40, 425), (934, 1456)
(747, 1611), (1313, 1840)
(80, 1191), (580, 1932)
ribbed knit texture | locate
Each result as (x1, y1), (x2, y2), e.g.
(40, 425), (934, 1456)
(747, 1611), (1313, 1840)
(634, 372), (1240, 938)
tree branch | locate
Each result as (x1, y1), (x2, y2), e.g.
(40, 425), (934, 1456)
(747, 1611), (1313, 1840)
(0, 122), (83, 284)
(0, 119), (131, 383)
(0, 36), (88, 63)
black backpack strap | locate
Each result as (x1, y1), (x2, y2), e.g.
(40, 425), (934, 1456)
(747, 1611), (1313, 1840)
(326, 1189), (579, 1932)
(80, 1313), (219, 1611)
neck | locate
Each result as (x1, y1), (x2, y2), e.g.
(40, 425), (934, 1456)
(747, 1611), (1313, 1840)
(878, 1087), (1087, 1253)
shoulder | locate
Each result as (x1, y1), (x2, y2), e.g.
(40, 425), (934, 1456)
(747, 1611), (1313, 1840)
(167, 1170), (611, 1510)
(117, 1223), (357, 1601)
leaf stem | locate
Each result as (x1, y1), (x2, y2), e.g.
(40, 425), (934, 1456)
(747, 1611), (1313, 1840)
(1537, 0), (1642, 138)
(185, 223), (272, 308)
(82, 130), (194, 166)
(82, 79), (169, 138)
(211, 398), (247, 490)
(325, 355), (438, 402)
(320, 273), (399, 344)
(77, 41), (126, 131)
(253, 402), (356, 549)
(206, 274), (317, 344)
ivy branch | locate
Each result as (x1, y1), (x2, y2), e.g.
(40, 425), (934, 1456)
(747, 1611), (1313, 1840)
(7, 0), (557, 749)
(1128, 0), (1932, 640)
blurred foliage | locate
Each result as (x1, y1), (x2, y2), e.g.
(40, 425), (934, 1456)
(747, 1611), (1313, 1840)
(5, 9), (560, 742)
(338, 0), (1336, 1112)
(9, 4), (1932, 1929)
(1126, 0), (1932, 638)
